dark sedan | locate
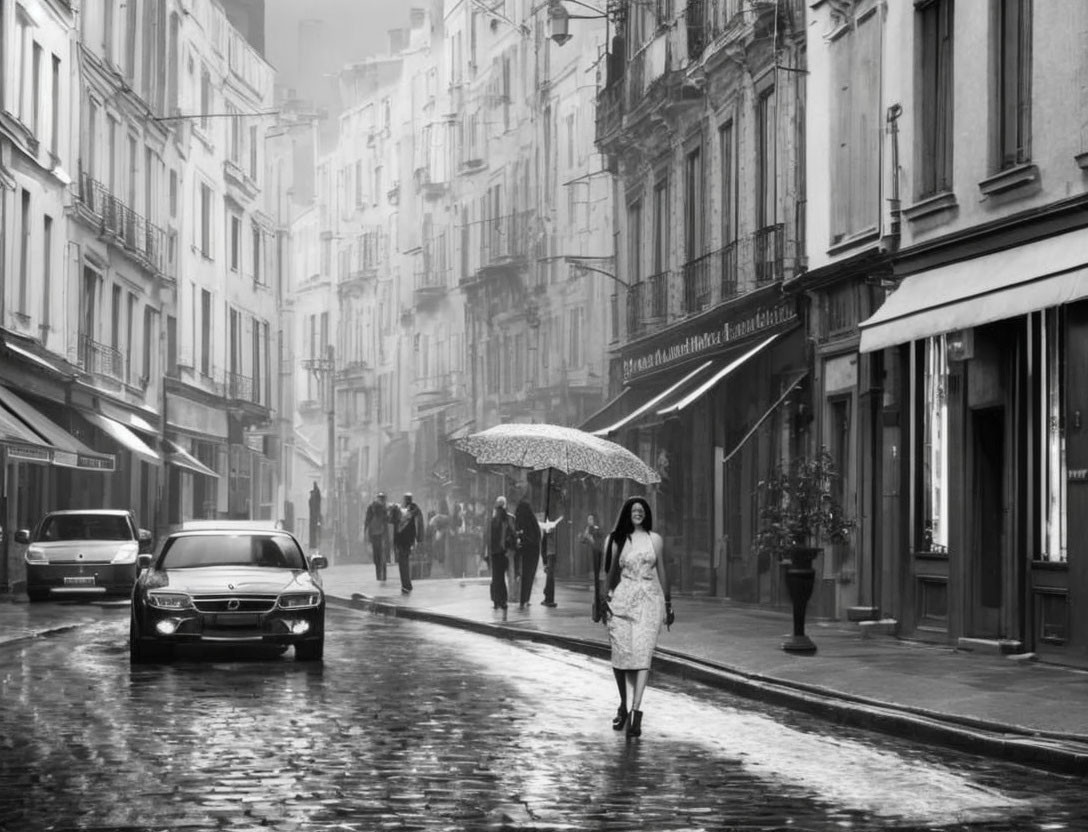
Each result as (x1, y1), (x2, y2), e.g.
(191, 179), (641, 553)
(129, 526), (327, 663)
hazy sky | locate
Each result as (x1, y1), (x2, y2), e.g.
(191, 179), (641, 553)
(264, 0), (410, 93)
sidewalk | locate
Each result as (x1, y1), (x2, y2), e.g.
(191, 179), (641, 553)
(322, 564), (1088, 775)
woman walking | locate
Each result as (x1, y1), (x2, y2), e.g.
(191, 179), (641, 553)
(600, 496), (674, 738)
(484, 496), (515, 620)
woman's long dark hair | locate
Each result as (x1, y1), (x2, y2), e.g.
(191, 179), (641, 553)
(611, 496), (653, 540)
(604, 497), (653, 590)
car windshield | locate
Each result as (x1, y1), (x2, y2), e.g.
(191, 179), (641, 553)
(39, 514), (132, 542)
(159, 534), (306, 570)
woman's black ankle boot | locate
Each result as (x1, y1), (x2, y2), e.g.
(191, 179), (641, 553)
(626, 709), (643, 737)
(612, 705), (628, 730)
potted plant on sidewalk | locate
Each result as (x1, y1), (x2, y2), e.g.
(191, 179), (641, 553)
(754, 447), (855, 654)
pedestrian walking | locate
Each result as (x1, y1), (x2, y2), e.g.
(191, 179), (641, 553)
(364, 492), (391, 582)
(540, 518), (559, 607)
(599, 496), (674, 739)
(579, 513), (604, 580)
(514, 490), (541, 610)
(390, 492), (424, 594)
(484, 495), (515, 620)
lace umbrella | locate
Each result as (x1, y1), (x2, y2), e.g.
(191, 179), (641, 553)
(454, 422), (661, 487)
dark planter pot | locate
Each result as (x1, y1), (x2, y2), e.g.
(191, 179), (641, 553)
(781, 546), (821, 654)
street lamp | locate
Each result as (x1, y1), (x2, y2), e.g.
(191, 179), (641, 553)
(546, 0), (607, 46)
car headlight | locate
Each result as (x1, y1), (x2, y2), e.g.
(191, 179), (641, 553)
(147, 592), (193, 610)
(25, 547), (48, 564)
(277, 592), (321, 609)
(111, 543), (139, 564)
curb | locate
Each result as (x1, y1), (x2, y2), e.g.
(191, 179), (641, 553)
(329, 594), (1088, 776)
(0, 623), (90, 652)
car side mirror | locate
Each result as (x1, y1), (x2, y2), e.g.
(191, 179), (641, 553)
(137, 529), (154, 553)
(14, 530), (29, 545)
(137, 553), (153, 570)
(310, 554), (328, 570)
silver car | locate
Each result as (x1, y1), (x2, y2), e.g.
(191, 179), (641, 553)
(17, 509), (153, 602)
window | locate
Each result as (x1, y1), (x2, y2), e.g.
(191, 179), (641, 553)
(124, 0), (137, 79)
(652, 178), (668, 275)
(41, 215), (52, 330)
(169, 169), (177, 217)
(200, 289), (211, 375)
(86, 100), (98, 179)
(143, 307), (156, 385)
(995, 0), (1032, 169)
(12, 11), (27, 122)
(227, 102), (240, 162)
(199, 183), (212, 257)
(756, 88), (776, 230)
(18, 189), (30, 315)
(918, 0), (954, 197)
(719, 121), (735, 246)
(230, 214), (241, 271)
(354, 161), (363, 207)
(103, 0), (115, 61)
(684, 146), (703, 261)
(167, 13), (179, 114)
(829, 9), (881, 242)
(111, 285), (122, 353)
(249, 125), (258, 179)
(31, 41), (41, 136)
(627, 199), (642, 285)
(918, 335), (949, 553)
(50, 54), (60, 156)
(568, 307), (584, 368)
(1040, 309), (1066, 562)
(200, 67), (212, 130)
(126, 293), (136, 383)
(252, 225), (262, 284)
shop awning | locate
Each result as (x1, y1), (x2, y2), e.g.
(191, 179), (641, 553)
(4, 341), (66, 375)
(0, 405), (52, 464)
(859, 229), (1088, 353)
(0, 386), (115, 471)
(82, 411), (161, 464)
(655, 333), (783, 418)
(165, 440), (219, 478)
(579, 388), (640, 435)
(589, 360), (715, 437)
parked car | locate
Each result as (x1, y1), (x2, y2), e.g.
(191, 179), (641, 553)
(129, 525), (327, 664)
(17, 509), (154, 602)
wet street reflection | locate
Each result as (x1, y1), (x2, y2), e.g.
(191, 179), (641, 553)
(1, 605), (1086, 831)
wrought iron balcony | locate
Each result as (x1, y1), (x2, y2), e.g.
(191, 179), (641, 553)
(480, 210), (532, 268)
(414, 264), (451, 303)
(682, 250), (713, 314)
(754, 223), (786, 286)
(626, 270), (669, 336)
(226, 371), (256, 404)
(79, 333), (124, 381)
(78, 174), (166, 275)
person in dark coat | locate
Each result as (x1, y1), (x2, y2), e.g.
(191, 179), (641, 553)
(364, 492), (390, 582)
(514, 492), (541, 610)
(484, 495), (515, 620)
(390, 492), (423, 594)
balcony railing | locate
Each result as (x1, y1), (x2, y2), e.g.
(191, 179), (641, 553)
(414, 265), (451, 293)
(78, 174), (166, 274)
(226, 371), (256, 404)
(79, 333), (124, 381)
(754, 223), (786, 286)
(627, 270), (670, 335)
(682, 250), (713, 314)
(480, 210), (532, 267)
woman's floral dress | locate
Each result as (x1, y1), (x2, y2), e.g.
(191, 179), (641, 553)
(607, 531), (666, 669)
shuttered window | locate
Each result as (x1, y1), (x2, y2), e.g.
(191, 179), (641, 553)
(995, 0), (1032, 169)
(918, 0), (954, 197)
(829, 9), (880, 244)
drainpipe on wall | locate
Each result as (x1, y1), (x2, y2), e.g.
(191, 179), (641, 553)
(884, 103), (903, 254)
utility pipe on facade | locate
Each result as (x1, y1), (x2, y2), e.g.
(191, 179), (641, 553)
(884, 103), (903, 253)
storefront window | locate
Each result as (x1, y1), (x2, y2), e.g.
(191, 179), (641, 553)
(1041, 309), (1067, 562)
(921, 336), (948, 552)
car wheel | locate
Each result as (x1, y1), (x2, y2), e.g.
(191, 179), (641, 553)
(295, 639), (324, 661)
(130, 619), (170, 664)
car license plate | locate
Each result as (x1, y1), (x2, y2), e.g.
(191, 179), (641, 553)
(210, 614), (259, 627)
(64, 576), (96, 587)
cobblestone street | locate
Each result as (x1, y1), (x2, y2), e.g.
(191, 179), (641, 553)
(1, 603), (1087, 831)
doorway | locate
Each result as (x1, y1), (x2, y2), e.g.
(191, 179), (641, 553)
(971, 405), (1005, 638)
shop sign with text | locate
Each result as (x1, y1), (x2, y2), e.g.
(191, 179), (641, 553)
(622, 299), (797, 382)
